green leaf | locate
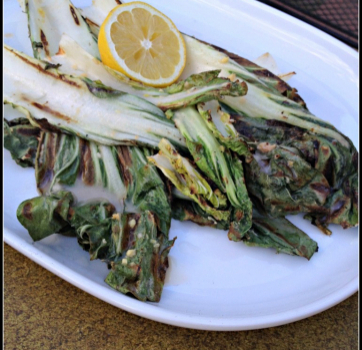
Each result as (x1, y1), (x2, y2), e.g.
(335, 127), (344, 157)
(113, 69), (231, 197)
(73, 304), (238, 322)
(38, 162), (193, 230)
(244, 210), (318, 260)
(16, 191), (75, 241)
(116, 146), (172, 236)
(105, 211), (176, 302)
(3, 117), (40, 168)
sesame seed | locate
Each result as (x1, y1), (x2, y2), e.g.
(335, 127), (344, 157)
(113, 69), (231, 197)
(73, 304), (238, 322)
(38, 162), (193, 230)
(112, 213), (120, 221)
(220, 57), (229, 64)
(129, 219), (136, 228)
(228, 73), (236, 82)
(126, 249), (136, 258)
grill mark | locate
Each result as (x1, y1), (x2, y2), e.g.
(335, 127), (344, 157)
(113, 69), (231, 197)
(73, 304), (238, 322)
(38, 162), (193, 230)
(31, 102), (73, 123)
(84, 17), (98, 28)
(352, 151), (358, 170)
(116, 146), (133, 187)
(34, 118), (63, 133)
(9, 48), (82, 88)
(122, 213), (138, 252)
(331, 199), (347, 215)
(321, 156), (334, 186)
(253, 219), (304, 251)
(201, 39), (306, 106)
(22, 203), (33, 221)
(234, 209), (244, 221)
(227, 221), (244, 241)
(80, 140), (96, 185)
(310, 183), (330, 197)
(36, 132), (58, 193)
(40, 30), (50, 57)
(17, 126), (41, 138)
(69, 5), (80, 25)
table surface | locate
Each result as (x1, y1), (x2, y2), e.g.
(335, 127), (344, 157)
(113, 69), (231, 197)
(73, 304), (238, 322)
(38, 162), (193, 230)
(4, 243), (358, 349)
(257, 0), (358, 48)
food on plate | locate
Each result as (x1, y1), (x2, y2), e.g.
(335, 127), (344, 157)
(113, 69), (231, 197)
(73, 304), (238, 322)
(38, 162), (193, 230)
(3, 0), (358, 302)
(17, 189), (175, 302)
(26, 0), (100, 59)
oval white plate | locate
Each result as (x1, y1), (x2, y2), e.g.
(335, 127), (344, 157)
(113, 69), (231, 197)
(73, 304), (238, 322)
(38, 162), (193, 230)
(4, 0), (358, 331)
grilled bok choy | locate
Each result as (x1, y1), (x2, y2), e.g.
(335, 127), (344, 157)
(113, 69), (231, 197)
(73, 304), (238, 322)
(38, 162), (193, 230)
(4, 45), (247, 149)
(5, 118), (318, 261)
(169, 107), (253, 236)
(6, 117), (174, 301)
(181, 39), (358, 232)
(49, 35), (247, 111)
(3, 45), (185, 149)
(77, 0), (350, 146)
(16, 190), (175, 302)
(77, 0), (358, 232)
(4, 116), (172, 234)
(26, 0), (100, 59)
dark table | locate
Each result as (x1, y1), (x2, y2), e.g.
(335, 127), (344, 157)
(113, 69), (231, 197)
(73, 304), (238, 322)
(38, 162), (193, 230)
(257, 0), (358, 48)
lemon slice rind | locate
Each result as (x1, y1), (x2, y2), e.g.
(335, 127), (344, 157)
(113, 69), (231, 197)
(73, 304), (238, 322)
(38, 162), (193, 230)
(99, 2), (186, 87)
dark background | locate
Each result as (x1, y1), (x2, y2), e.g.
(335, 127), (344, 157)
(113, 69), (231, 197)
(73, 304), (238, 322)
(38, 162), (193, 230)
(257, 0), (358, 48)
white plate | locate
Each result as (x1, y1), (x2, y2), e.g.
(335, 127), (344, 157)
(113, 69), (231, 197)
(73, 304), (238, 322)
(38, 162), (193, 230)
(4, 0), (358, 331)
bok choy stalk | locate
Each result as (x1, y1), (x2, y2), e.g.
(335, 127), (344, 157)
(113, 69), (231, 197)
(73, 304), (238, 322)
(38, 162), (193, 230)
(148, 118), (253, 238)
(75, 0), (350, 146)
(79, 0), (121, 25)
(197, 99), (357, 232)
(35, 131), (127, 204)
(25, 0), (100, 59)
(4, 45), (247, 149)
(3, 44), (185, 150)
(49, 34), (248, 111)
(16, 190), (175, 302)
(75, 0), (306, 108)
(78, 0), (121, 37)
(148, 138), (230, 223)
(170, 107), (253, 236)
(181, 35), (352, 149)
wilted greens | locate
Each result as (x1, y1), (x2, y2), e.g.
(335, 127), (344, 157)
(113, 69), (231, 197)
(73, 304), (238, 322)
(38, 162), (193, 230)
(16, 190), (175, 302)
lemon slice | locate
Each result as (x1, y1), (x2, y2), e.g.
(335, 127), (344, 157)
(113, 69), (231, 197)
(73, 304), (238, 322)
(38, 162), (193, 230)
(98, 1), (186, 87)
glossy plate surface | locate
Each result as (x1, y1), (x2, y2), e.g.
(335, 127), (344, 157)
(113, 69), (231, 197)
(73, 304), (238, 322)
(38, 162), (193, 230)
(4, 0), (358, 331)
